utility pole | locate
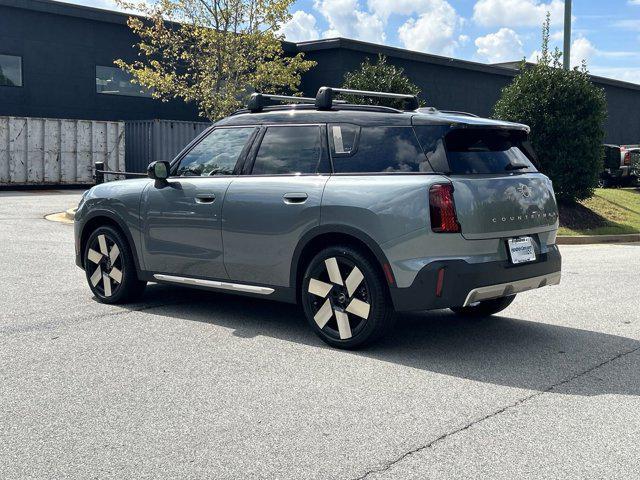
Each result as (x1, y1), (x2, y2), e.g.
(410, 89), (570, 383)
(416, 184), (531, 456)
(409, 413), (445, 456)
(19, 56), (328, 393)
(563, 0), (572, 70)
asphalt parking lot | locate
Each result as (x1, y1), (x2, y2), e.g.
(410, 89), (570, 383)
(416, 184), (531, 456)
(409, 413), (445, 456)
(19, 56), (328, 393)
(1, 190), (640, 479)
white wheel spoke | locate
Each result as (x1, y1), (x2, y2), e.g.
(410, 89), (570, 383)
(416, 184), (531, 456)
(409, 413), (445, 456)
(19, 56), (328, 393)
(335, 310), (352, 339)
(103, 273), (112, 297)
(345, 266), (364, 297)
(308, 278), (333, 298)
(109, 244), (120, 264)
(313, 299), (334, 329)
(97, 234), (108, 255)
(325, 257), (343, 286)
(90, 266), (102, 287)
(346, 298), (370, 319)
(109, 267), (122, 284)
(87, 248), (103, 264)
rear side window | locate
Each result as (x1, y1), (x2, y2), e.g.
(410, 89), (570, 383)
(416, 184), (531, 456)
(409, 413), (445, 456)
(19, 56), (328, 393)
(444, 129), (537, 174)
(413, 125), (451, 173)
(330, 126), (431, 173)
(251, 125), (323, 175)
(328, 124), (359, 157)
(176, 127), (255, 176)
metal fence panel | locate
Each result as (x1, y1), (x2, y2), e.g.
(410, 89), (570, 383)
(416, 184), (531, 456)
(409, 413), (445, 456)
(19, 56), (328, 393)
(125, 119), (210, 173)
(0, 116), (125, 186)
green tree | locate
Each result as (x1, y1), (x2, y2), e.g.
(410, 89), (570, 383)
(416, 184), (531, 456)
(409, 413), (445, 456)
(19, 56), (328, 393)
(340, 55), (424, 109)
(494, 15), (607, 202)
(115, 0), (315, 120)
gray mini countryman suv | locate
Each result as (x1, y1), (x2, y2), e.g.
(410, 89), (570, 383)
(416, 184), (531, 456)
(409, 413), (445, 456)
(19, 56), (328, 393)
(75, 88), (561, 349)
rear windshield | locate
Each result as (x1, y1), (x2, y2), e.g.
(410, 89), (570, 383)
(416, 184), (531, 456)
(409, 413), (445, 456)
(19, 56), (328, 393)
(443, 128), (537, 174)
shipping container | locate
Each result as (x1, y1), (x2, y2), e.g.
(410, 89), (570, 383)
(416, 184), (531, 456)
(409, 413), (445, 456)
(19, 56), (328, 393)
(0, 116), (124, 186)
(125, 119), (210, 173)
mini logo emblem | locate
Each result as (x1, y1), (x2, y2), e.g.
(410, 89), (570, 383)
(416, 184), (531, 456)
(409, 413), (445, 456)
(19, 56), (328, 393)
(517, 184), (532, 198)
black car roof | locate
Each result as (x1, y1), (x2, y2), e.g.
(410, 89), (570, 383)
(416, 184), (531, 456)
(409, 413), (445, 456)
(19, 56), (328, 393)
(216, 104), (529, 131)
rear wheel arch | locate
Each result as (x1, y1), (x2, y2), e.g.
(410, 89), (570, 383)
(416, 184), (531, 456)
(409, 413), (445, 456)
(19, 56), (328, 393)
(292, 226), (393, 304)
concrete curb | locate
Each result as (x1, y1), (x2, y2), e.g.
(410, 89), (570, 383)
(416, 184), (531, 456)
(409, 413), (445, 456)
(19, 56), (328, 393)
(44, 208), (76, 225)
(557, 234), (640, 245)
(65, 208), (77, 220)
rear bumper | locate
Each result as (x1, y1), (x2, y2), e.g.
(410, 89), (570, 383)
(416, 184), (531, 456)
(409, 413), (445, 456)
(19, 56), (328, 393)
(389, 245), (561, 312)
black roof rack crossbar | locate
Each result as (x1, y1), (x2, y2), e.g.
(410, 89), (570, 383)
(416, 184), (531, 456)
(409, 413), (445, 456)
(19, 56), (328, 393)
(247, 92), (346, 112)
(315, 87), (419, 111)
(248, 93), (316, 112)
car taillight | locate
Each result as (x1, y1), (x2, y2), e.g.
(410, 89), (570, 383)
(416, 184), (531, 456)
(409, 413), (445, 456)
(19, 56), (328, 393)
(623, 151), (631, 166)
(429, 183), (460, 233)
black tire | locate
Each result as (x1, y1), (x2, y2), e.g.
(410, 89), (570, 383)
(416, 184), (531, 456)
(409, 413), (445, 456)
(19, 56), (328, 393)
(301, 245), (394, 349)
(83, 225), (146, 304)
(450, 295), (516, 317)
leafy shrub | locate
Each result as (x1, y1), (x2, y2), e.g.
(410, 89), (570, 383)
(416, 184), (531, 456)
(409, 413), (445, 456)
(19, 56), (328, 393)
(493, 16), (607, 202)
(341, 55), (423, 109)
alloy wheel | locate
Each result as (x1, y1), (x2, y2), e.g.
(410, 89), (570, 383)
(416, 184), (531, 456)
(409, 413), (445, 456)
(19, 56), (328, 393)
(86, 233), (123, 298)
(306, 256), (371, 340)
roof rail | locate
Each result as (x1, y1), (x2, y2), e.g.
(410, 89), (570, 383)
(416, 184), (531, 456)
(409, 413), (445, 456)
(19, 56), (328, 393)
(247, 93), (316, 112)
(315, 87), (419, 111)
(439, 110), (479, 118)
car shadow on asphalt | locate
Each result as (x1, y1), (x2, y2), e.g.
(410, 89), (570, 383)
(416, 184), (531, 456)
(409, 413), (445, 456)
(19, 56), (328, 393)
(121, 283), (640, 397)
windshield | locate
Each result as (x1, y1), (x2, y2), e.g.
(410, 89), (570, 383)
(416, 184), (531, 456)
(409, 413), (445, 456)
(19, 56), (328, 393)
(443, 128), (537, 174)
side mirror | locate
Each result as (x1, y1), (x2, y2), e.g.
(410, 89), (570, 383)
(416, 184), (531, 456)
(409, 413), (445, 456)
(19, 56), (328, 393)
(147, 161), (170, 181)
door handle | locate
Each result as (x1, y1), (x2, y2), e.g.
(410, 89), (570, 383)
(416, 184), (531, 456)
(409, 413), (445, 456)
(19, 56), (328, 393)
(195, 193), (216, 204)
(282, 192), (308, 204)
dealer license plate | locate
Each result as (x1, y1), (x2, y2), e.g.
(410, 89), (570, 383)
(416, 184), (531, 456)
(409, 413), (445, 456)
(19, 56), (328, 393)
(508, 237), (536, 264)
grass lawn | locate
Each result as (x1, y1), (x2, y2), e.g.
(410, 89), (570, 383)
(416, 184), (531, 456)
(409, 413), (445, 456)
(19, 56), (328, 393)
(558, 188), (640, 236)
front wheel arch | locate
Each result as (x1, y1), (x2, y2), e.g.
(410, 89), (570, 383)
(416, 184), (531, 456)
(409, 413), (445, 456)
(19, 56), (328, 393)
(80, 212), (141, 274)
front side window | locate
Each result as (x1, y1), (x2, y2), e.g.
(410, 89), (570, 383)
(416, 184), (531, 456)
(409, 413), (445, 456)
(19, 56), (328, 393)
(331, 126), (430, 173)
(175, 127), (255, 176)
(251, 125), (323, 175)
(0, 54), (22, 87)
(96, 65), (152, 97)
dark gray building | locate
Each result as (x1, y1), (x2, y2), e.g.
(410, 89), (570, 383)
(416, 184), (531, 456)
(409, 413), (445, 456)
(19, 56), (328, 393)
(2, 0), (639, 145)
(0, 0), (200, 121)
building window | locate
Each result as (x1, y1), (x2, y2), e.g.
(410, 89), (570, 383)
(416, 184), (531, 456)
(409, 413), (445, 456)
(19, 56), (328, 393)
(0, 54), (22, 87)
(96, 65), (152, 98)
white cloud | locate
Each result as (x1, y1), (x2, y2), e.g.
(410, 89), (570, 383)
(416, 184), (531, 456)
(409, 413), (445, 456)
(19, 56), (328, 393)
(279, 10), (319, 42)
(527, 36), (598, 68)
(368, 0), (422, 19)
(367, 0), (456, 20)
(570, 37), (597, 67)
(550, 30), (564, 41)
(396, 0), (463, 55)
(628, 0), (640, 5)
(473, 0), (565, 27)
(314, 0), (385, 43)
(475, 28), (524, 63)
(527, 49), (542, 62)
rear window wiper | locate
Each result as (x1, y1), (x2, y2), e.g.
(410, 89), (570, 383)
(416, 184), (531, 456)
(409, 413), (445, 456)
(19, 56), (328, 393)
(505, 163), (530, 171)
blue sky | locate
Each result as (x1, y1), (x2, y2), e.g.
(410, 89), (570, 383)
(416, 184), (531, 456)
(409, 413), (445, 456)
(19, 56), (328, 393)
(67, 0), (640, 84)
